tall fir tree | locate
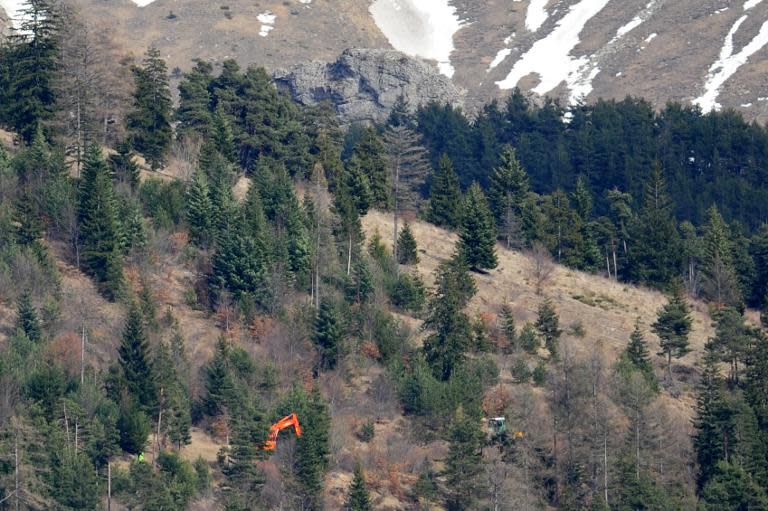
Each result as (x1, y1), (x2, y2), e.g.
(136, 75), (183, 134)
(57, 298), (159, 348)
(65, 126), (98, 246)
(15, 292), (42, 343)
(397, 222), (419, 265)
(175, 59), (214, 139)
(127, 47), (173, 170)
(313, 300), (344, 373)
(651, 283), (692, 382)
(345, 462), (372, 511)
(427, 154), (464, 229)
(458, 183), (498, 271)
(701, 205), (741, 306)
(627, 163), (681, 288)
(351, 127), (390, 208)
(423, 255), (477, 380)
(487, 145), (530, 231)
(78, 144), (123, 299)
(693, 341), (727, 491)
(499, 302), (517, 350)
(444, 407), (486, 511)
(535, 298), (562, 360)
(623, 319), (657, 388)
(294, 386), (331, 511)
(109, 140), (140, 189)
(118, 302), (158, 411)
(185, 167), (214, 248)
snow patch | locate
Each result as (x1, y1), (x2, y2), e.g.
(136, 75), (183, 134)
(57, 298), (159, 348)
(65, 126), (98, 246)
(0, 0), (26, 26)
(616, 14), (643, 38)
(645, 32), (657, 43)
(257, 12), (276, 37)
(488, 48), (512, 71)
(496, 0), (612, 98)
(694, 1), (768, 112)
(369, 0), (463, 77)
(741, 102), (753, 107)
(526, 0), (550, 32)
(131, 0), (157, 6)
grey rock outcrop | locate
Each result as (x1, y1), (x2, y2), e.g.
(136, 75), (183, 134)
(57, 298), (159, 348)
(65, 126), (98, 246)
(273, 48), (465, 125)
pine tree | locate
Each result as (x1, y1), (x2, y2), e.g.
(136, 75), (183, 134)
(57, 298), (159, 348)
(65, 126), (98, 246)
(223, 409), (267, 509)
(345, 462), (372, 511)
(423, 255), (477, 380)
(625, 319), (654, 379)
(351, 127), (390, 208)
(693, 340), (728, 491)
(699, 461), (768, 510)
(444, 407), (486, 511)
(701, 205), (741, 306)
(109, 140), (141, 189)
(627, 163), (681, 287)
(0, 0), (61, 142)
(519, 322), (540, 354)
(78, 144), (123, 299)
(397, 223), (419, 265)
(342, 155), (373, 215)
(651, 284), (692, 382)
(127, 47), (173, 170)
(211, 107), (237, 163)
(118, 403), (150, 454)
(427, 154), (464, 228)
(175, 59), (214, 139)
(186, 167), (214, 247)
(313, 300), (344, 372)
(499, 302), (517, 350)
(118, 302), (157, 411)
(458, 183), (498, 271)
(294, 386), (331, 511)
(712, 307), (750, 383)
(535, 298), (562, 360)
(15, 292), (42, 343)
(487, 145), (530, 231)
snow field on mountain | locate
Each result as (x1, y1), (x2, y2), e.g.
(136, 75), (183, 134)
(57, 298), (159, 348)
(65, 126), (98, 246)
(694, 0), (768, 112)
(369, 0), (462, 77)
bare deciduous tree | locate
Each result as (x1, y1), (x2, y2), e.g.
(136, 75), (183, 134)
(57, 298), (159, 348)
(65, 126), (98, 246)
(527, 241), (555, 295)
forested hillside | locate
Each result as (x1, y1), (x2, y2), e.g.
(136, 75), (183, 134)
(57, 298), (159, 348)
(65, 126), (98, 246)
(1, 1), (768, 510)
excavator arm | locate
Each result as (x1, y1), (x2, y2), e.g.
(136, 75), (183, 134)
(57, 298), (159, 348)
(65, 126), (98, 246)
(263, 413), (302, 451)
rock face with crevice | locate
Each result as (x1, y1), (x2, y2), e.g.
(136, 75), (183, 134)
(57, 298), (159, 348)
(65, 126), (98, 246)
(273, 48), (465, 125)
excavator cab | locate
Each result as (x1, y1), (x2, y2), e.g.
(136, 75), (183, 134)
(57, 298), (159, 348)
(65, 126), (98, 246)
(263, 413), (302, 451)
(490, 417), (507, 435)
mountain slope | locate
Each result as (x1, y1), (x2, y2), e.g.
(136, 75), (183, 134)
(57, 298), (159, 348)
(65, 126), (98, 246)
(4, 0), (768, 121)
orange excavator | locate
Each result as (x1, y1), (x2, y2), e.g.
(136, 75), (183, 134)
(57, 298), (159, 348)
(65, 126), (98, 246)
(263, 413), (302, 451)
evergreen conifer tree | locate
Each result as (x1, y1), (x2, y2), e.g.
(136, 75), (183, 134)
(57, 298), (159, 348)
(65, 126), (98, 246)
(699, 461), (768, 510)
(627, 163), (681, 287)
(211, 107), (237, 163)
(342, 155), (373, 215)
(127, 47), (173, 170)
(487, 145), (530, 230)
(345, 462), (372, 511)
(535, 298), (562, 360)
(701, 205), (741, 306)
(397, 223), (419, 265)
(458, 183), (498, 271)
(693, 340), (729, 491)
(313, 300), (344, 372)
(444, 407), (486, 511)
(499, 302), (517, 350)
(78, 144), (123, 299)
(109, 140), (140, 189)
(625, 319), (654, 378)
(423, 255), (477, 380)
(651, 284), (692, 382)
(16, 292), (42, 343)
(294, 386), (331, 511)
(427, 154), (464, 228)
(118, 302), (157, 411)
(351, 127), (390, 208)
(186, 167), (214, 247)
(175, 60), (214, 139)
(519, 322), (540, 354)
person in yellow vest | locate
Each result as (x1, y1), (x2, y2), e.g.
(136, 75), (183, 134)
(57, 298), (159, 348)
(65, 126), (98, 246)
(137, 452), (145, 462)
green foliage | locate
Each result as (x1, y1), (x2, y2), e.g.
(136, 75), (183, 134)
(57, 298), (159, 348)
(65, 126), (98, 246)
(176, 60), (214, 139)
(313, 300), (344, 372)
(345, 463), (373, 511)
(357, 421), (375, 443)
(511, 358), (531, 383)
(427, 154), (463, 228)
(535, 298), (562, 360)
(699, 462), (768, 511)
(350, 127), (390, 208)
(118, 403), (150, 454)
(693, 341), (728, 491)
(110, 140), (140, 189)
(397, 222), (419, 265)
(651, 284), (692, 379)
(532, 361), (547, 386)
(186, 167), (214, 247)
(423, 255), (477, 380)
(16, 291), (42, 343)
(389, 271), (426, 313)
(117, 302), (157, 411)
(519, 322), (540, 354)
(499, 302), (516, 350)
(444, 407), (486, 511)
(139, 178), (186, 230)
(458, 183), (498, 271)
(487, 145), (530, 232)
(78, 145), (123, 299)
(127, 47), (173, 169)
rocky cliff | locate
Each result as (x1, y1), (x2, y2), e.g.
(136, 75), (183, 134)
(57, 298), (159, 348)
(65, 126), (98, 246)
(273, 48), (465, 125)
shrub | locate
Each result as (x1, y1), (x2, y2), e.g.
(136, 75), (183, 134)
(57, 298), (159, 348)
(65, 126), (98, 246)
(511, 358), (531, 383)
(389, 272), (426, 313)
(532, 362), (547, 387)
(357, 420), (375, 443)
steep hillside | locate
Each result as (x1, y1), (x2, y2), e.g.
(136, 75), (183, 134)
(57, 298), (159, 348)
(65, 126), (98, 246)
(5, 0), (768, 121)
